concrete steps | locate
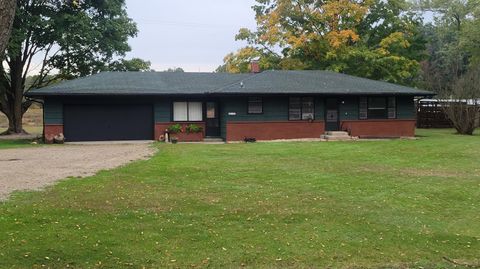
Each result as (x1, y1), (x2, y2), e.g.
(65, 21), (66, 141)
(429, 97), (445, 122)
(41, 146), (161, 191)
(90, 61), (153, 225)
(203, 138), (225, 143)
(321, 131), (357, 141)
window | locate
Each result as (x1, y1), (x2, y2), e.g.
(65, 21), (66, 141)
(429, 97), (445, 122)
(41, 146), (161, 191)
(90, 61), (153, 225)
(302, 97), (314, 120)
(206, 102), (216, 119)
(248, 97), (263, 114)
(188, 102), (203, 121)
(359, 97), (396, 120)
(368, 97), (387, 119)
(173, 102), (188, 121)
(173, 102), (203, 122)
(289, 98), (301, 120)
(289, 97), (315, 120)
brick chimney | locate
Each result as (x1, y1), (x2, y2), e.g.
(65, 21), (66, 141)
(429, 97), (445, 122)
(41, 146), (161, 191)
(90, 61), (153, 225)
(250, 59), (261, 73)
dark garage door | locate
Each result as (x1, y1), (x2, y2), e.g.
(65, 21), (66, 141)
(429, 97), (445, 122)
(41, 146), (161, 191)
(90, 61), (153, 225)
(64, 104), (154, 142)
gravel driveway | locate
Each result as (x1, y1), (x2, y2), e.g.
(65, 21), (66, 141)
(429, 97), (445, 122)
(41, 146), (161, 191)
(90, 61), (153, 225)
(0, 144), (155, 200)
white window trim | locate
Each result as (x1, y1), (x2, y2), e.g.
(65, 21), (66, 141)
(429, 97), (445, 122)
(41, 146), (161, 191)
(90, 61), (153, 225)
(173, 101), (203, 122)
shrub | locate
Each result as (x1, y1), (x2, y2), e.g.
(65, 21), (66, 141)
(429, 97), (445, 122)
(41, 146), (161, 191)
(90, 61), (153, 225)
(441, 66), (480, 135)
(168, 124), (182, 134)
(185, 124), (203, 134)
(244, 137), (257, 143)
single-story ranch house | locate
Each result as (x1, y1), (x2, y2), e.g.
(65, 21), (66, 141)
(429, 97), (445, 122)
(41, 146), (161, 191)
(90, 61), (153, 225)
(26, 70), (433, 142)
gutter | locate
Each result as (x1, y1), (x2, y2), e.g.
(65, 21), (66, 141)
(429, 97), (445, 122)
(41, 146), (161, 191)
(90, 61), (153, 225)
(24, 91), (436, 98)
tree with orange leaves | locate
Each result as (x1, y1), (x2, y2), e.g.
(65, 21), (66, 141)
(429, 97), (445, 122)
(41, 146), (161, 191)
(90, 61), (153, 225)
(219, 0), (426, 86)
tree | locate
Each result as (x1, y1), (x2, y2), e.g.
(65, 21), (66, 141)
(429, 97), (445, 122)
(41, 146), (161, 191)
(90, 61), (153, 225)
(0, 0), (138, 134)
(216, 47), (282, 73)
(441, 66), (480, 135)
(416, 0), (480, 92)
(0, 0), (16, 57)
(461, 3), (480, 64)
(220, 0), (426, 85)
(163, 67), (185, 73)
(108, 58), (152, 72)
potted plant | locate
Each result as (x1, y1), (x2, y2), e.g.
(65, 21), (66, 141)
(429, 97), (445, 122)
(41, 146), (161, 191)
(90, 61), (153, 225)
(167, 124), (182, 143)
(167, 124), (182, 134)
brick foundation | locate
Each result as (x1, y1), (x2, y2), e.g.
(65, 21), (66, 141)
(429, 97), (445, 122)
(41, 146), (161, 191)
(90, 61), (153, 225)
(44, 124), (64, 143)
(226, 121), (325, 142)
(155, 122), (206, 142)
(340, 120), (416, 138)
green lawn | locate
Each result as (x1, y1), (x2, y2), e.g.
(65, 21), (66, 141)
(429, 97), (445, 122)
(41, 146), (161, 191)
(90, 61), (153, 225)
(0, 129), (479, 268)
(0, 139), (37, 149)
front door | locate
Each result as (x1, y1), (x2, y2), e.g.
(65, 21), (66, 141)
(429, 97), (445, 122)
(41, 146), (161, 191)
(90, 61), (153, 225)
(205, 101), (220, 137)
(325, 98), (340, 131)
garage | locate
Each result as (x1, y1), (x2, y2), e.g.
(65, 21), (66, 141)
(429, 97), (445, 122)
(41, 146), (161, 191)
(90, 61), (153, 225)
(64, 104), (154, 142)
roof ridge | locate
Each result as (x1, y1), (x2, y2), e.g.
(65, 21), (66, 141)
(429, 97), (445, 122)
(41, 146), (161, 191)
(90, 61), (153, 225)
(208, 72), (261, 93)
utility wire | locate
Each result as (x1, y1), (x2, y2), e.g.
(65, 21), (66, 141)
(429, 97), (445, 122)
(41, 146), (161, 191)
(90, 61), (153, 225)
(135, 19), (248, 29)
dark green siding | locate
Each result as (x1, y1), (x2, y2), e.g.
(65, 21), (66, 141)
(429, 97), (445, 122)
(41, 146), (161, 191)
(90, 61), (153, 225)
(315, 98), (325, 120)
(222, 96), (325, 122)
(223, 97), (286, 122)
(339, 97), (359, 120)
(339, 96), (415, 120)
(397, 96), (415, 119)
(45, 95), (415, 138)
(220, 96), (325, 139)
(44, 99), (171, 124)
(44, 99), (63, 124)
(155, 99), (171, 123)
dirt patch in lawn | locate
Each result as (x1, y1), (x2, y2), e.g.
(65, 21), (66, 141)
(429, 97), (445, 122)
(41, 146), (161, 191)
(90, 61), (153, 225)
(0, 144), (156, 200)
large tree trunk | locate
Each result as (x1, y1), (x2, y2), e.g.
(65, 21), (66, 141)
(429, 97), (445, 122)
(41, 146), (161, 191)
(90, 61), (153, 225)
(0, 0), (18, 134)
(0, 0), (16, 55)
(1, 54), (28, 135)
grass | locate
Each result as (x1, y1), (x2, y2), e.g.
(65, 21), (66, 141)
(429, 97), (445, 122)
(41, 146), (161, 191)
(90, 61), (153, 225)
(0, 129), (479, 268)
(0, 107), (43, 135)
(0, 139), (37, 149)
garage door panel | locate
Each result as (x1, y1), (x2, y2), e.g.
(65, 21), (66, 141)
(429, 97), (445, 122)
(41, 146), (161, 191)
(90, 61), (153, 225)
(64, 104), (153, 142)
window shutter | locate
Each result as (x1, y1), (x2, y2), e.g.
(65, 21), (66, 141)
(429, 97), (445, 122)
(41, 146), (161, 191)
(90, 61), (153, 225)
(388, 97), (396, 119)
(359, 98), (368, 120)
(289, 97), (301, 120)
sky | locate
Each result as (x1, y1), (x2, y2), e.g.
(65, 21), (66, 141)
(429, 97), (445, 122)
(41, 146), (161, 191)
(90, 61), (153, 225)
(124, 0), (258, 72)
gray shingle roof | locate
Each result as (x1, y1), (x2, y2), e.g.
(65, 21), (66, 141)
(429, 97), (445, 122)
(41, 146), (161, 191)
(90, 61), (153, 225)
(26, 70), (433, 97)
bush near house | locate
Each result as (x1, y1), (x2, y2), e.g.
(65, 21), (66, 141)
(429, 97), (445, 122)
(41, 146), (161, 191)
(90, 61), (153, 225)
(185, 124), (203, 134)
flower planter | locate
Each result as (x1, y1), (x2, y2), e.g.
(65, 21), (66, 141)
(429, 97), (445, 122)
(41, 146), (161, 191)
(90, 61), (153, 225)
(176, 131), (204, 142)
(159, 123), (206, 142)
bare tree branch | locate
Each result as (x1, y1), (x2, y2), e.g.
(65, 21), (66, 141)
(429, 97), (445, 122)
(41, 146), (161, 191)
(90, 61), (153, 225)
(441, 66), (480, 135)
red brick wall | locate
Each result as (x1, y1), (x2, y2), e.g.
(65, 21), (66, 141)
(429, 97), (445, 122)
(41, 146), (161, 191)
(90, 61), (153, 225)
(44, 124), (64, 143)
(155, 122), (206, 142)
(226, 121), (325, 142)
(341, 120), (416, 138)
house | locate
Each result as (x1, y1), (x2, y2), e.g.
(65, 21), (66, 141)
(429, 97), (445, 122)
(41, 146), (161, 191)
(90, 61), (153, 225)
(26, 68), (433, 142)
